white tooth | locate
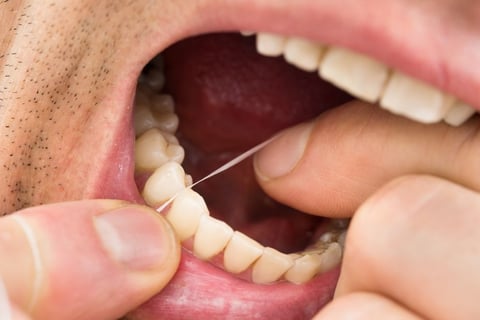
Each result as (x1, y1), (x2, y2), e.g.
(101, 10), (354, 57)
(319, 47), (389, 103)
(166, 189), (209, 241)
(319, 242), (343, 272)
(154, 112), (179, 134)
(256, 33), (287, 57)
(184, 174), (193, 187)
(135, 129), (169, 171)
(251, 247), (294, 284)
(240, 31), (255, 36)
(142, 161), (187, 207)
(145, 68), (166, 92)
(161, 131), (179, 145)
(223, 231), (264, 274)
(193, 215), (234, 260)
(133, 92), (156, 136)
(284, 37), (324, 72)
(151, 94), (175, 113)
(380, 72), (454, 123)
(166, 144), (185, 164)
(444, 101), (477, 126)
(319, 232), (335, 243)
(337, 231), (346, 248)
(284, 254), (322, 284)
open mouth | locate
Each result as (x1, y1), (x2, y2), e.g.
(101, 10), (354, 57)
(120, 27), (478, 319)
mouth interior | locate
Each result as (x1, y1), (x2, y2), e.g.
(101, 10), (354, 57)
(161, 33), (352, 253)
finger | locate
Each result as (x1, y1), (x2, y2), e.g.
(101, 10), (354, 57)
(313, 292), (421, 320)
(1, 275), (30, 320)
(0, 200), (180, 320)
(335, 175), (480, 320)
(254, 100), (480, 217)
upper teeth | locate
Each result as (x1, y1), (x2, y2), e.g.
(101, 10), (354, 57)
(252, 32), (477, 126)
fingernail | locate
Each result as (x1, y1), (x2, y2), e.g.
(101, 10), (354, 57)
(94, 205), (177, 271)
(254, 121), (314, 180)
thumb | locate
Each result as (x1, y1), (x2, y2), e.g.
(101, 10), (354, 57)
(254, 100), (480, 218)
(0, 200), (180, 320)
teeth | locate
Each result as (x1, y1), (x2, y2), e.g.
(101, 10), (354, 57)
(142, 161), (187, 207)
(443, 101), (477, 126)
(133, 88), (178, 136)
(252, 32), (477, 126)
(223, 231), (264, 274)
(284, 253), (322, 284)
(319, 242), (343, 272)
(165, 144), (185, 164)
(319, 47), (389, 103)
(193, 215), (234, 260)
(251, 247), (294, 284)
(284, 37), (324, 72)
(135, 129), (170, 171)
(133, 89), (157, 136)
(380, 72), (454, 123)
(256, 33), (287, 57)
(165, 189), (210, 241)
(142, 68), (166, 92)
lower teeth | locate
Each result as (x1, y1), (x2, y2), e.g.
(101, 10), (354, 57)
(133, 54), (346, 285)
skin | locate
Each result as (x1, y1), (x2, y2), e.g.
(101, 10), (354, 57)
(1, 0), (480, 319)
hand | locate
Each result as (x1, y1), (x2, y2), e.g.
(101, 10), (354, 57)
(254, 104), (480, 319)
(0, 200), (180, 320)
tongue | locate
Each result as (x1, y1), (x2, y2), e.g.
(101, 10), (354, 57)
(163, 33), (351, 252)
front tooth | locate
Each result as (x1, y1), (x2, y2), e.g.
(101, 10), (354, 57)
(319, 47), (389, 103)
(444, 101), (477, 126)
(283, 37), (324, 72)
(135, 128), (169, 171)
(142, 161), (187, 207)
(166, 189), (210, 241)
(380, 72), (454, 123)
(223, 231), (264, 274)
(256, 33), (287, 57)
(193, 215), (234, 260)
(251, 247), (294, 284)
(284, 254), (322, 284)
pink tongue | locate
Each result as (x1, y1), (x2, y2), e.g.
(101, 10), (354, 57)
(163, 33), (351, 252)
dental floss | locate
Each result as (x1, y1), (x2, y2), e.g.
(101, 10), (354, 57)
(156, 135), (278, 213)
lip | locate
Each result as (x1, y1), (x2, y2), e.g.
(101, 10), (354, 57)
(82, 1), (480, 318)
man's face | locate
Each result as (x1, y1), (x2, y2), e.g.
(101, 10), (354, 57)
(2, 0), (479, 318)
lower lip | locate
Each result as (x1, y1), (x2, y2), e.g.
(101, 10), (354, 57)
(128, 248), (340, 320)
